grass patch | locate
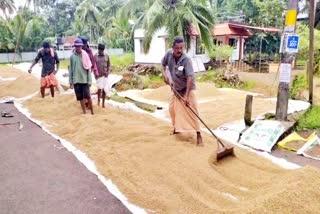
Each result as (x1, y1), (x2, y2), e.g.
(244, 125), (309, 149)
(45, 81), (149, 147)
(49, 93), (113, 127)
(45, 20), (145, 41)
(296, 59), (306, 67)
(59, 53), (134, 72)
(110, 95), (157, 112)
(116, 73), (165, 91)
(143, 74), (165, 89)
(110, 53), (134, 67)
(196, 70), (229, 88)
(59, 59), (69, 69)
(196, 70), (254, 89)
(290, 73), (308, 99)
(195, 70), (215, 82)
(296, 106), (320, 131)
(240, 80), (256, 90)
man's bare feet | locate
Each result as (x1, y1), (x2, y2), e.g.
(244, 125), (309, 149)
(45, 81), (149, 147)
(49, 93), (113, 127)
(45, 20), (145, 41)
(170, 129), (178, 135)
(197, 142), (204, 147)
(196, 132), (203, 146)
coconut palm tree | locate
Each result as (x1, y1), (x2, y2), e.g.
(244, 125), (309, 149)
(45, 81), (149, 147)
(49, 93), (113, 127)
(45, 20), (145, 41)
(0, 0), (15, 19)
(25, 0), (57, 13)
(97, 0), (126, 29)
(74, 0), (104, 42)
(105, 15), (134, 51)
(121, 0), (215, 53)
(105, 0), (125, 18)
(0, 18), (15, 51)
(9, 14), (27, 63)
(24, 16), (47, 50)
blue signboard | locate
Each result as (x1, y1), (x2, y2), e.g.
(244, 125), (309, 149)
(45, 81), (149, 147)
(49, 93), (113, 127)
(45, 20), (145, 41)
(286, 35), (299, 53)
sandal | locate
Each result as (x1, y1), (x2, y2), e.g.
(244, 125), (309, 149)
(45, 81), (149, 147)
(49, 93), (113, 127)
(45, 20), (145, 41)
(1, 111), (14, 118)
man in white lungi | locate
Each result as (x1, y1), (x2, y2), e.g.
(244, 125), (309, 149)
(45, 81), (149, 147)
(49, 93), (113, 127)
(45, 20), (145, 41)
(94, 43), (111, 108)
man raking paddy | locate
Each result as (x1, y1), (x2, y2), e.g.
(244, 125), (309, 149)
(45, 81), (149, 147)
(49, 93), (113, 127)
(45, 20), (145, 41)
(161, 37), (203, 146)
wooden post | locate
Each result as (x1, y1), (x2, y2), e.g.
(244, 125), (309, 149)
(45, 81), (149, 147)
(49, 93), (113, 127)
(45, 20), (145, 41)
(244, 95), (253, 126)
(275, 0), (299, 121)
(259, 36), (262, 73)
(239, 37), (243, 61)
(238, 37), (243, 72)
(308, 0), (315, 104)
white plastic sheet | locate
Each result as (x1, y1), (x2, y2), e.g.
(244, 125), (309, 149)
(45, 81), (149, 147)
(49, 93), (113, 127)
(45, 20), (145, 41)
(297, 135), (320, 161)
(0, 77), (17, 81)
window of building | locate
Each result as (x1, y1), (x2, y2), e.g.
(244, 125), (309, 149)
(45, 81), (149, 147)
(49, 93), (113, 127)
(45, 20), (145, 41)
(164, 38), (169, 50)
(196, 37), (205, 55)
(228, 38), (237, 47)
(140, 39), (144, 53)
(213, 39), (217, 45)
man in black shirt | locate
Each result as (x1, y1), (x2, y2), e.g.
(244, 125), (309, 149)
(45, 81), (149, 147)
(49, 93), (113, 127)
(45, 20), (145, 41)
(28, 42), (60, 98)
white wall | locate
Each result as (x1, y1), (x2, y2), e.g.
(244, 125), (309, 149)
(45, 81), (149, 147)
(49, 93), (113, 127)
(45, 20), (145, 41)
(134, 29), (209, 72)
(214, 35), (244, 62)
(230, 36), (240, 62)
(133, 28), (249, 72)
(188, 37), (209, 72)
(0, 49), (124, 64)
(134, 29), (167, 64)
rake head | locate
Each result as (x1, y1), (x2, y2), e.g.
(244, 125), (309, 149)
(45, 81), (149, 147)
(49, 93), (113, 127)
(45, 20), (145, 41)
(216, 145), (235, 161)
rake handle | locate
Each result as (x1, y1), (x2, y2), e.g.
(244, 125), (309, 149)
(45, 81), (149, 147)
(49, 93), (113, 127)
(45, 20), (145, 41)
(170, 86), (226, 148)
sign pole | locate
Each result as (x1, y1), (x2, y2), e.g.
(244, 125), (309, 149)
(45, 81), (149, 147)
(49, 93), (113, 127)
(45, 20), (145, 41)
(308, 0), (315, 104)
(275, 0), (299, 121)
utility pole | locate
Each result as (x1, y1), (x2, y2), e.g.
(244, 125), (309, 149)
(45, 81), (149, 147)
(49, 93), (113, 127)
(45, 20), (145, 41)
(308, 0), (315, 104)
(275, 0), (299, 121)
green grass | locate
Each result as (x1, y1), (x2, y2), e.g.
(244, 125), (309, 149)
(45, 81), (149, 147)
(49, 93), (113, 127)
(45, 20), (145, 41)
(142, 74), (165, 89)
(59, 53), (134, 71)
(148, 74), (164, 86)
(240, 80), (256, 90)
(110, 53), (134, 68)
(290, 73), (308, 99)
(297, 106), (320, 131)
(195, 70), (215, 83)
(110, 95), (157, 112)
(195, 70), (255, 90)
(296, 59), (307, 67)
(59, 59), (69, 69)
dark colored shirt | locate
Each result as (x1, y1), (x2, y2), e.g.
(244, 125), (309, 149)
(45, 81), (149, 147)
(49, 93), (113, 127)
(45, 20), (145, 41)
(161, 50), (196, 92)
(34, 50), (60, 77)
(94, 53), (110, 78)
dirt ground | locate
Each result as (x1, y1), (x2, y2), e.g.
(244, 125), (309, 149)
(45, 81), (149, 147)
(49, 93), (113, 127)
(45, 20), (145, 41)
(237, 70), (320, 104)
(0, 66), (39, 98)
(135, 84), (275, 128)
(22, 94), (320, 214)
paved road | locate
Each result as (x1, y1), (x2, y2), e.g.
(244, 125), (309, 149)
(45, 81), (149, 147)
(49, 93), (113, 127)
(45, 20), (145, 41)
(0, 102), (131, 214)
